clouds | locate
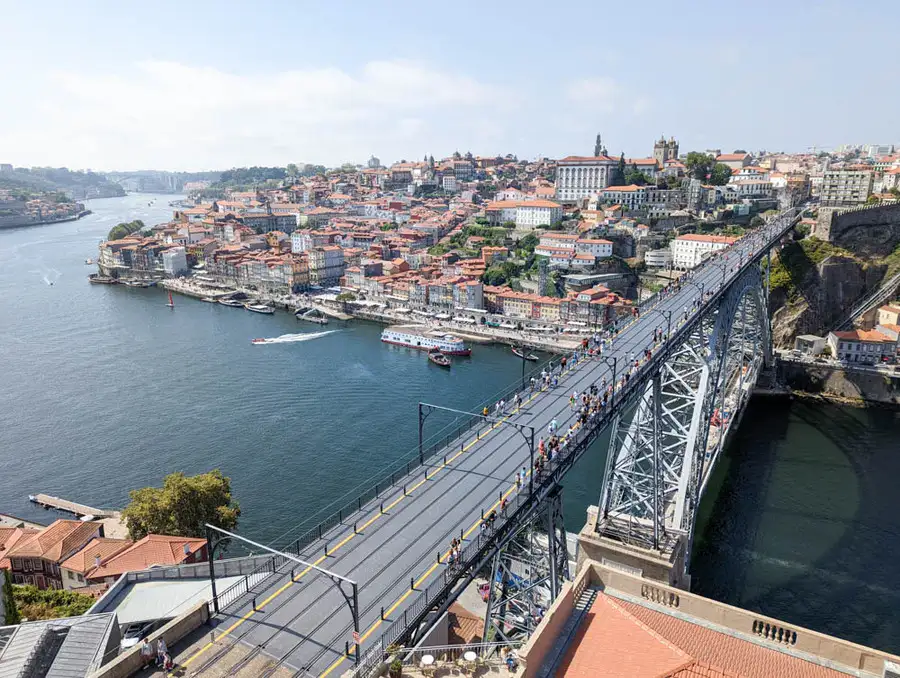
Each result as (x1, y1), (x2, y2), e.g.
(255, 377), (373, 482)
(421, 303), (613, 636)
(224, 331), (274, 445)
(565, 77), (651, 116)
(0, 60), (529, 170)
(0, 59), (640, 170)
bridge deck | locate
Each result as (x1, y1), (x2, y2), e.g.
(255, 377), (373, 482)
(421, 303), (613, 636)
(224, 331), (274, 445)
(180, 217), (795, 677)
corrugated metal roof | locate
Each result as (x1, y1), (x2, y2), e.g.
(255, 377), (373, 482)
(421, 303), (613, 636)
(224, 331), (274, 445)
(0, 613), (117, 678)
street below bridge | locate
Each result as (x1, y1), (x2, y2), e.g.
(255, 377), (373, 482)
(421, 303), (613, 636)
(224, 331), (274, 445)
(181, 213), (797, 678)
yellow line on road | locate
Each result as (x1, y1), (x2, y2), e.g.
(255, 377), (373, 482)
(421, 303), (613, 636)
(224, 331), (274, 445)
(181, 373), (564, 670)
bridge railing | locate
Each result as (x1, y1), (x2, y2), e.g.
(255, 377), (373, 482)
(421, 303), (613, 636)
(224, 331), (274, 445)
(271, 356), (574, 561)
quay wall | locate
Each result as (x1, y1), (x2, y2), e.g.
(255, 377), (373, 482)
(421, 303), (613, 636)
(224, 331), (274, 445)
(776, 358), (900, 406)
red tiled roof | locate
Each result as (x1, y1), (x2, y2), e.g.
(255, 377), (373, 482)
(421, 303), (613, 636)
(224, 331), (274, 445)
(86, 534), (206, 579)
(558, 593), (851, 678)
(447, 602), (483, 645)
(675, 234), (739, 244)
(5, 520), (100, 563)
(60, 537), (132, 574)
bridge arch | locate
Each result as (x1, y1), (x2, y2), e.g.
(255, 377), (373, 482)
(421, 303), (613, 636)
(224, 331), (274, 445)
(597, 262), (772, 582)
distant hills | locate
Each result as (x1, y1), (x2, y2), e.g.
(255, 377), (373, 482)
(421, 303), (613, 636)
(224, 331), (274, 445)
(0, 167), (125, 200)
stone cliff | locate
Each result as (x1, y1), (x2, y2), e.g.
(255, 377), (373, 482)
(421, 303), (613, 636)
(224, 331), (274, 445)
(768, 237), (888, 347)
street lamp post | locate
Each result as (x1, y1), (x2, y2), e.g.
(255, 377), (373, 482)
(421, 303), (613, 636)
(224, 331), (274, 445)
(603, 356), (617, 400)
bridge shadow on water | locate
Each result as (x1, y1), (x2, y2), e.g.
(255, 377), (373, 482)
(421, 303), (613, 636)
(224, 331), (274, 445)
(691, 396), (900, 654)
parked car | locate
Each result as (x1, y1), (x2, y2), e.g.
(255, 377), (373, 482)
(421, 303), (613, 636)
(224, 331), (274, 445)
(120, 619), (168, 651)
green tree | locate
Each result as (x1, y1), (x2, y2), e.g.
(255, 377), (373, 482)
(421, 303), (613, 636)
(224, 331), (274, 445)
(286, 163), (299, 179)
(685, 152), (714, 180)
(708, 163), (733, 186)
(12, 585), (94, 620)
(107, 219), (145, 241)
(866, 194), (880, 205)
(610, 153), (627, 186)
(624, 165), (650, 186)
(3, 569), (20, 625)
(122, 470), (241, 540)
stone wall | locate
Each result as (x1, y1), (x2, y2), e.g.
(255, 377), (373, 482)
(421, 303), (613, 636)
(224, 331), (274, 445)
(777, 358), (900, 405)
(88, 602), (210, 678)
(818, 202), (900, 257)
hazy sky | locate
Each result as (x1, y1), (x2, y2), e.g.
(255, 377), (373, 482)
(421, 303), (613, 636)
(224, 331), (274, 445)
(1, 0), (896, 171)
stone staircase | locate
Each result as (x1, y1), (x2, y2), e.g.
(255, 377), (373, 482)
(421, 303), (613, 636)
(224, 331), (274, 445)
(534, 586), (599, 678)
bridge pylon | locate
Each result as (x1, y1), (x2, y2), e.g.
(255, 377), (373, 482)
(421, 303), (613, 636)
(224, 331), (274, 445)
(592, 263), (772, 590)
(482, 485), (569, 643)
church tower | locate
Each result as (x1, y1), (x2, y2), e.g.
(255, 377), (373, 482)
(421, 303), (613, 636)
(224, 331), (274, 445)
(594, 134), (607, 157)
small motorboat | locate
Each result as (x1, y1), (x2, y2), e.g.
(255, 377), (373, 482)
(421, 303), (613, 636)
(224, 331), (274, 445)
(245, 303), (275, 314)
(512, 346), (539, 361)
(251, 338), (267, 344)
(219, 298), (245, 307)
(84, 258), (94, 265)
(428, 348), (451, 368)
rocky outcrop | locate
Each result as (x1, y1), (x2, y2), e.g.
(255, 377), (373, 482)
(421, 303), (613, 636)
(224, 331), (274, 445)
(769, 252), (885, 347)
(818, 203), (900, 257)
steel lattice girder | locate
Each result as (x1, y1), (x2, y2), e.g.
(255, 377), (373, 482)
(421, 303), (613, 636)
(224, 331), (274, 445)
(598, 264), (771, 554)
(598, 322), (710, 550)
(483, 490), (569, 644)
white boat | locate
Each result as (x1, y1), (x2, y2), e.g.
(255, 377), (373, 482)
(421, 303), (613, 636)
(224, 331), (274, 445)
(84, 258), (94, 265)
(381, 325), (471, 356)
(219, 298), (245, 307)
(245, 303), (275, 314)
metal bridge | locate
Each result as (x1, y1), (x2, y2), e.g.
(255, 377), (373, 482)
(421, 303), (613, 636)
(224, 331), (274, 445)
(186, 208), (800, 678)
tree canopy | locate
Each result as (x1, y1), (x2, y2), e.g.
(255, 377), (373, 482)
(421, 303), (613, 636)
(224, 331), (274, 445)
(708, 163), (733, 186)
(122, 470), (241, 540)
(610, 153), (627, 186)
(624, 164), (650, 186)
(12, 585), (93, 620)
(3, 570), (20, 624)
(107, 220), (145, 241)
(685, 152), (715, 180)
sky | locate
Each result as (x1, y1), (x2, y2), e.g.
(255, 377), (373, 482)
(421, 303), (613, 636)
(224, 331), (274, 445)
(1, 0), (897, 172)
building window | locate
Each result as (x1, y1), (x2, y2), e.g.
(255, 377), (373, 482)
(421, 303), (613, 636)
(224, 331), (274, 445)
(67, 570), (74, 580)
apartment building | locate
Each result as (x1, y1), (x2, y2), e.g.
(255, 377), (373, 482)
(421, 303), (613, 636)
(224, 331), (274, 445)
(5, 520), (102, 590)
(820, 169), (874, 206)
(827, 329), (897, 364)
(671, 233), (738, 269)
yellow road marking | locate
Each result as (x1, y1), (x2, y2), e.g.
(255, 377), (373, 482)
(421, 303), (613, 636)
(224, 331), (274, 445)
(182, 372), (568, 669)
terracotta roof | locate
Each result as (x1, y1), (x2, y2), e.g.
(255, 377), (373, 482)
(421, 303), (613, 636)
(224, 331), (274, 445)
(675, 234), (739, 244)
(6, 519), (100, 563)
(830, 329), (895, 343)
(716, 153), (749, 161)
(86, 534), (206, 579)
(558, 592), (850, 678)
(617, 596), (849, 678)
(60, 537), (132, 574)
(447, 602), (483, 645)
(0, 527), (39, 569)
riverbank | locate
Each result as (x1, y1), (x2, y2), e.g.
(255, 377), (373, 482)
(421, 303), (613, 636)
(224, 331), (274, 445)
(776, 356), (900, 406)
(156, 277), (585, 352)
(0, 208), (92, 230)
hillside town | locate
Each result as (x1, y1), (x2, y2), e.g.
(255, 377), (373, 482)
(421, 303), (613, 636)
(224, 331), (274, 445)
(88, 138), (900, 341)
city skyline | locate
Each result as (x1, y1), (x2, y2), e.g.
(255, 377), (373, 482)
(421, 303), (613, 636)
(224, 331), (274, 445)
(1, 0), (898, 171)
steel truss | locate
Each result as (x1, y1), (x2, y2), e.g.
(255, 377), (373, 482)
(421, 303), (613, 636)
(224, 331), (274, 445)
(597, 265), (771, 559)
(483, 486), (569, 643)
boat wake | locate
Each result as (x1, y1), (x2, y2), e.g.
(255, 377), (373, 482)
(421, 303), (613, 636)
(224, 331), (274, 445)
(252, 330), (340, 345)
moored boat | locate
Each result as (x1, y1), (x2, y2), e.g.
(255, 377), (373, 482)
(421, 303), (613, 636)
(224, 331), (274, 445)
(427, 348), (451, 367)
(245, 303), (275, 314)
(381, 325), (471, 356)
(88, 274), (116, 284)
(219, 298), (245, 307)
(512, 346), (539, 361)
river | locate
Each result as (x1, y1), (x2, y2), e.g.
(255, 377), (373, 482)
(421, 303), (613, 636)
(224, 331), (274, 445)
(0, 194), (897, 653)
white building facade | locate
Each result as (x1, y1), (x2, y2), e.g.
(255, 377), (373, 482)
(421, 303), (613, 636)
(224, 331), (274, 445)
(670, 234), (737, 269)
(554, 156), (617, 203)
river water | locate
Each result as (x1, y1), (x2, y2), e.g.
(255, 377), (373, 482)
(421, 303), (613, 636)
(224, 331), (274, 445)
(1, 194), (897, 652)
